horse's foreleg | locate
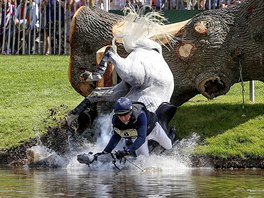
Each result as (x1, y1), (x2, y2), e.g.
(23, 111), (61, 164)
(108, 51), (132, 80)
(79, 60), (108, 82)
(79, 46), (114, 82)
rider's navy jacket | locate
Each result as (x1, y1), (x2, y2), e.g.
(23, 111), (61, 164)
(103, 105), (152, 154)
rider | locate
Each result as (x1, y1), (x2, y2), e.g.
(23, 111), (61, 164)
(102, 97), (175, 159)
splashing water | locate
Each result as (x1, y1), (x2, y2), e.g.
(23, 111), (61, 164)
(95, 114), (113, 147)
(27, 114), (201, 172)
(26, 145), (67, 168)
(67, 113), (201, 173)
(129, 133), (201, 174)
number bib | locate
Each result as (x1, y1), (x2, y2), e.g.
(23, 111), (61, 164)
(114, 127), (138, 138)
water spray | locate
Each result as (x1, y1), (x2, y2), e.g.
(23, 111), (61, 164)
(124, 156), (144, 172)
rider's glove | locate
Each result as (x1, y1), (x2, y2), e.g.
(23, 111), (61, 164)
(115, 149), (130, 160)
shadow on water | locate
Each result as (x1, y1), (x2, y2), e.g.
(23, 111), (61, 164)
(174, 103), (264, 139)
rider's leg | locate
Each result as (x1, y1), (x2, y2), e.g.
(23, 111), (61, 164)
(148, 122), (172, 150)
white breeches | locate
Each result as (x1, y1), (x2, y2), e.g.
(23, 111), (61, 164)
(135, 122), (172, 157)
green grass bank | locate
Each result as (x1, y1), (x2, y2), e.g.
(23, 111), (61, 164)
(0, 55), (83, 150)
(0, 55), (264, 159)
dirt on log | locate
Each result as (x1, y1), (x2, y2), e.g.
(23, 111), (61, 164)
(69, 0), (264, 106)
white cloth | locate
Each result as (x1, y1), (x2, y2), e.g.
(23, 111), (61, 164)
(138, 95), (162, 112)
(135, 122), (172, 157)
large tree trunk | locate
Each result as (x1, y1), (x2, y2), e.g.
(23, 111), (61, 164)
(69, 0), (264, 107)
(69, 7), (123, 96)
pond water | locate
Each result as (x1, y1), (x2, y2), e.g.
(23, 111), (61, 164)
(1, 123), (263, 197)
(1, 163), (264, 197)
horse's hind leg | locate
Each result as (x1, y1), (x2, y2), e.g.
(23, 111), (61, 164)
(88, 83), (129, 103)
(71, 87), (120, 115)
(68, 82), (129, 130)
(67, 87), (116, 139)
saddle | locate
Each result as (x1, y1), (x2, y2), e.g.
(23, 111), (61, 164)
(155, 102), (177, 134)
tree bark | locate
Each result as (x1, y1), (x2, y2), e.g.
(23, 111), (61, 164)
(69, 0), (264, 106)
(69, 6), (123, 96)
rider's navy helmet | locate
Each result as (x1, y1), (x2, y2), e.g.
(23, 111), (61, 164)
(114, 97), (132, 115)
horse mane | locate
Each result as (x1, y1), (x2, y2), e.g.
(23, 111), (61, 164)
(112, 5), (176, 54)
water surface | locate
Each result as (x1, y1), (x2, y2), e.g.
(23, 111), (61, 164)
(0, 165), (263, 197)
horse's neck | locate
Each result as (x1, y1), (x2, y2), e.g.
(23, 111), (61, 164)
(135, 39), (162, 54)
(124, 39), (162, 54)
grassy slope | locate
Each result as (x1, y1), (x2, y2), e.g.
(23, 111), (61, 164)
(0, 55), (83, 150)
(173, 82), (264, 158)
(0, 56), (264, 158)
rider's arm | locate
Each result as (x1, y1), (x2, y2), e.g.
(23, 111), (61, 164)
(103, 132), (121, 153)
(127, 111), (147, 153)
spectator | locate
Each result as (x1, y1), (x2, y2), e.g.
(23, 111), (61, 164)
(1, 0), (15, 54)
(42, 0), (65, 55)
(152, 0), (165, 10)
(15, 0), (39, 54)
(221, 0), (242, 8)
(110, 0), (125, 10)
(29, 0), (39, 54)
(205, 0), (220, 9)
(69, 0), (86, 19)
(229, 0), (241, 7)
(220, 0), (229, 8)
(172, 0), (189, 10)
(194, 0), (206, 10)
(40, 0), (50, 55)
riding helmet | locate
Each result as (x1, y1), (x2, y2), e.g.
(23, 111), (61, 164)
(114, 97), (132, 115)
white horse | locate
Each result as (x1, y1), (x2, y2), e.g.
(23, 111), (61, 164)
(68, 7), (176, 123)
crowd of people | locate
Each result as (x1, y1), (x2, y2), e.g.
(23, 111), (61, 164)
(120, 0), (244, 10)
(0, 0), (244, 55)
(0, 0), (87, 55)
